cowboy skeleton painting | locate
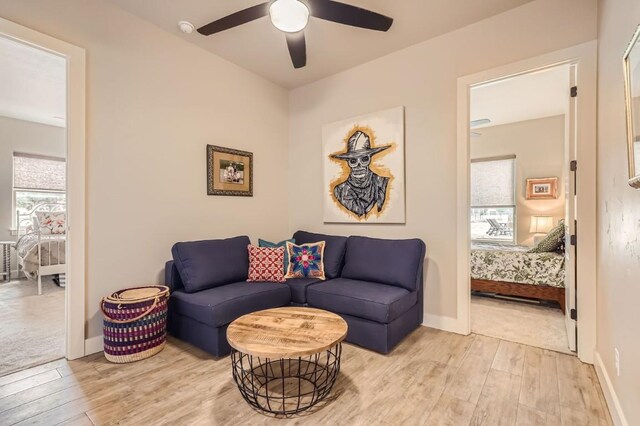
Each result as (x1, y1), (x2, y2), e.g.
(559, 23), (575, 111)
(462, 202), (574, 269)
(323, 107), (406, 223)
(332, 130), (391, 217)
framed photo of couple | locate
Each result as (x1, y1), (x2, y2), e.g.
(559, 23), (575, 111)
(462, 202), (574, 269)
(207, 145), (253, 196)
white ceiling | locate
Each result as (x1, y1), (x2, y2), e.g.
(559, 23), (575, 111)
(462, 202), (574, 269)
(107, 0), (533, 89)
(0, 36), (66, 127)
(470, 65), (570, 129)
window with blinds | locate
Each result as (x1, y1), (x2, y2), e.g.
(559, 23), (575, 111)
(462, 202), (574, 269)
(470, 156), (516, 242)
(13, 152), (66, 191)
(12, 152), (66, 228)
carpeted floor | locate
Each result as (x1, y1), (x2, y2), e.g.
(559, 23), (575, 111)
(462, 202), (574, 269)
(0, 277), (65, 376)
(471, 295), (572, 354)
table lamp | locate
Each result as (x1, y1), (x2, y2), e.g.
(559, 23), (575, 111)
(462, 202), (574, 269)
(530, 216), (553, 245)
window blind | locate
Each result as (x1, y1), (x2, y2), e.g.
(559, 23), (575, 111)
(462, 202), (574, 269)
(470, 157), (515, 207)
(13, 152), (66, 191)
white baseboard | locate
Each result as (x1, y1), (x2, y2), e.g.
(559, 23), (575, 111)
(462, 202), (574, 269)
(84, 335), (103, 356)
(422, 314), (468, 335)
(594, 351), (628, 426)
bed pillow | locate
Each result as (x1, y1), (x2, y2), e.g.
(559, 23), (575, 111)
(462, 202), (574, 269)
(35, 211), (66, 235)
(247, 245), (286, 283)
(284, 241), (326, 280)
(528, 220), (565, 253)
(258, 239), (294, 275)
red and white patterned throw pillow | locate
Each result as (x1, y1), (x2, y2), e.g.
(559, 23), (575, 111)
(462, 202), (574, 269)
(247, 245), (286, 283)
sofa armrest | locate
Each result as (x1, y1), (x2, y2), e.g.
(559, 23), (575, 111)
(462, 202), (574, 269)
(417, 241), (426, 325)
(165, 260), (184, 292)
(416, 260), (425, 325)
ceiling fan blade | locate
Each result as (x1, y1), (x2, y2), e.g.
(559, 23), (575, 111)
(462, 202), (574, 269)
(307, 0), (393, 32)
(286, 32), (307, 69)
(197, 2), (270, 36)
(470, 118), (491, 128)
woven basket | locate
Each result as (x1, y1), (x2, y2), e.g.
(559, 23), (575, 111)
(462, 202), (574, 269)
(101, 285), (170, 363)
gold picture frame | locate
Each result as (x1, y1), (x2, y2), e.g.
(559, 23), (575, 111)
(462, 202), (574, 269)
(526, 177), (558, 200)
(623, 24), (640, 189)
(207, 145), (253, 196)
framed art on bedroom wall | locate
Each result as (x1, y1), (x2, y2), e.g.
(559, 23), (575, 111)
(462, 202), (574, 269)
(525, 177), (558, 200)
(322, 106), (406, 224)
(206, 145), (253, 196)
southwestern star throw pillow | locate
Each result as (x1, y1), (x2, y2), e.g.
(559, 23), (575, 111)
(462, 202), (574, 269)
(284, 241), (326, 280)
(247, 245), (286, 283)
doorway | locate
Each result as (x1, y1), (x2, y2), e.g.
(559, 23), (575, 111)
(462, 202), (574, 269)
(456, 42), (597, 363)
(0, 34), (68, 375)
(467, 64), (574, 354)
(0, 17), (86, 366)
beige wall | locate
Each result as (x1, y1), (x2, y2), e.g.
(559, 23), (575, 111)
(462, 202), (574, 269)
(597, 0), (640, 423)
(0, 0), (290, 338)
(0, 116), (66, 245)
(471, 116), (566, 246)
(289, 0), (597, 320)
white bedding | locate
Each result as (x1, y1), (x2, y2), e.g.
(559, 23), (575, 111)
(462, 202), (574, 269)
(16, 233), (66, 279)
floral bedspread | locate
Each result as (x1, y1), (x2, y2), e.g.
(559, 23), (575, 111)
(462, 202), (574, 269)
(470, 243), (565, 288)
(15, 233), (66, 279)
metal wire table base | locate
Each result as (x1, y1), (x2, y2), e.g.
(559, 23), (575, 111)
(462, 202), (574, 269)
(230, 343), (342, 416)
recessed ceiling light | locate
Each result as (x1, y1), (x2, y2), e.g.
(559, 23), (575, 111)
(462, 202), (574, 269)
(178, 21), (195, 34)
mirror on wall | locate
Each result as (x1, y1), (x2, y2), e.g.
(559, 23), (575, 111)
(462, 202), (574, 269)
(623, 24), (640, 188)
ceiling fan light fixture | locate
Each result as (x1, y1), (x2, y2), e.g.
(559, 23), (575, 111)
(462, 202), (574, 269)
(269, 0), (310, 33)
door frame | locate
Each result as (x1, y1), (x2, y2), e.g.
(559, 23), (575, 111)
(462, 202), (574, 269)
(0, 17), (87, 360)
(456, 41), (597, 364)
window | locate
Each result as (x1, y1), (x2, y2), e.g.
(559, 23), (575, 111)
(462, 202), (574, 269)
(13, 152), (66, 229)
(470, 156), (516, 243)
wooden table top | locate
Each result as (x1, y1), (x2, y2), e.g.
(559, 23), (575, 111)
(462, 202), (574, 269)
(226, 307), (348, 359)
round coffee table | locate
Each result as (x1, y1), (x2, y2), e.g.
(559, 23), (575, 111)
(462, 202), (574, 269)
(227, 307), (348, 416)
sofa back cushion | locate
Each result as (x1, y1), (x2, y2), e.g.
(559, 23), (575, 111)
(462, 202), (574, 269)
(172, 236), (250, 293)
(293, 230), (347, 279)
(341, 236), (426, 291)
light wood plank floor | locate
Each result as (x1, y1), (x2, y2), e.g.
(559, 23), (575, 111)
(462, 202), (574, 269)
(0, 327), (612, 425)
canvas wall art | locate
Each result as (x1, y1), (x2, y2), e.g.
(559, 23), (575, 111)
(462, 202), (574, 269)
(322, 107), (405, 223)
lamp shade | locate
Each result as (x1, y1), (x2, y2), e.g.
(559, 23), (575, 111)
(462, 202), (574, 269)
(530, 216), (554, 234)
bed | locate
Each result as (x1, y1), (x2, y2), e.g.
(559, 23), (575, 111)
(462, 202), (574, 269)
(15, 202), (66, 295)
(470, 242), (566, 312)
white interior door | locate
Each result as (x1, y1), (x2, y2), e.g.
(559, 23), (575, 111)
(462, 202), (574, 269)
(564, 64), (578, 352)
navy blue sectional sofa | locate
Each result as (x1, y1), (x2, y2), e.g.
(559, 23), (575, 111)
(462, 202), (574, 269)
(165, 231), (426, 356)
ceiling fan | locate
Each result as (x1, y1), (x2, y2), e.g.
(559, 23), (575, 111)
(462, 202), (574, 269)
(196, 0), (393, 69)
(470, 118), (491, 138)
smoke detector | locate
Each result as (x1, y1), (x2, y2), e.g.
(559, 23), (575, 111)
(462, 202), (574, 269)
(178, 21), (195, 34)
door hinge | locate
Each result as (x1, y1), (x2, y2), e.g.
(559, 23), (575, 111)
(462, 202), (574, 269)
(570, 234), (577, 246)
(570, 308), (578, 320)
(570, 160), (577, 172)
(570, 86), (578, 97)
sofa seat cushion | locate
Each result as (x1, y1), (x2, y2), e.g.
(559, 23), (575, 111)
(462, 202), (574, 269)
(342, 236), (426, 291)
(283, 278), (325, 304)
(170, 282), (291, 328)
(172, 236), (250, 293)
(306, 278), (417, 324)
(293, 231), (347, 279)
